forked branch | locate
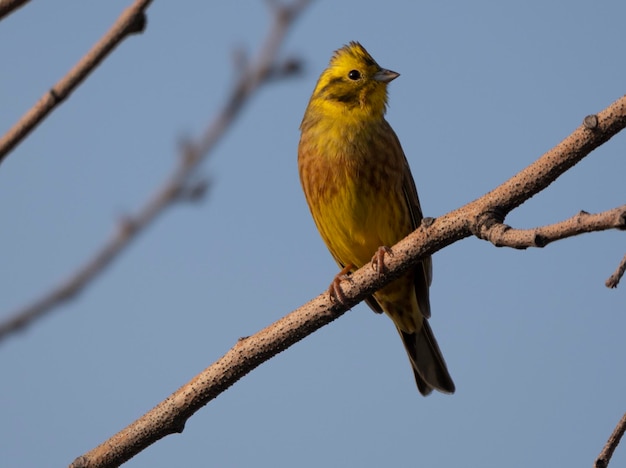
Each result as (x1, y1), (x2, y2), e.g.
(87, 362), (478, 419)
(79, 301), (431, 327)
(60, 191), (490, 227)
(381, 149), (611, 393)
(70, 95), (626, 468)
(0, 0), (309, 344)
(477, 206), (626, 249)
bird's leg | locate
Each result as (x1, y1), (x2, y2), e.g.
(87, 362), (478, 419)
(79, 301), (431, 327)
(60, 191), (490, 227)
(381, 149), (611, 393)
(371, 246), (393, 275)
(328, 264), (354, 304)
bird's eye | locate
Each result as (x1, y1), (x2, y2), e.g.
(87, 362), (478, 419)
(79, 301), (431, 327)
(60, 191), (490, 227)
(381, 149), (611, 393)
(348, 69), (361, 80)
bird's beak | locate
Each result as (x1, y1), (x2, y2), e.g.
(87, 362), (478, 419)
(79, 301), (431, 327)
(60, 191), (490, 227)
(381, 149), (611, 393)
(373, 68), (400, 83)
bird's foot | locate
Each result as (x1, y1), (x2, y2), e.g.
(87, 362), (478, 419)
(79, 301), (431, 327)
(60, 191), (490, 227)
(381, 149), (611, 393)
(371, 246), (393, 275)
(328, 264), (354, 304)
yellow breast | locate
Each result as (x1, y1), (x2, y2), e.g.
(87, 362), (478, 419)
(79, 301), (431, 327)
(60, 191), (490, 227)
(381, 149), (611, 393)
(298, 118), (412, 270)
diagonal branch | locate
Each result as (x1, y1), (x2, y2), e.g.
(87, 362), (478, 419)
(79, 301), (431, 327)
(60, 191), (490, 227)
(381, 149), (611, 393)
(595, 413), (626, 468)
(0, 0), (310, 344)
(0, 0), (30, 21)
(606, 254), (626, 288)
(472, 109), (626, 218)
(477, 206), (626, 249)
(70, 94), (626, 468)
(0, 0), (152, 164)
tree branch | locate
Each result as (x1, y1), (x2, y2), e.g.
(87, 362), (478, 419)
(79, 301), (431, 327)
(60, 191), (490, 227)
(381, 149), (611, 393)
(0, 0), (152, 164)
(595, 413), (626, 468)
(0, 0), (30, 21)
(0, 0), (309, 344)
(606, 253), (626, 288)
(470, 108), (625, 219)
(70, 95), (626, 468)
(478, 206), (626, 249)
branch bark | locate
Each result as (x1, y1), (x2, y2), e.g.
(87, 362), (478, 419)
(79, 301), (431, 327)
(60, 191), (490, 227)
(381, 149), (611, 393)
(606, 254), (626, 288)
(478, 206), (626, 249)
(0, 0), (152, 164)
(70, 95), (626, 467)
(0, 0), (30, 21)
(0, 0), (310, 344)
(595, 413), (626, 468)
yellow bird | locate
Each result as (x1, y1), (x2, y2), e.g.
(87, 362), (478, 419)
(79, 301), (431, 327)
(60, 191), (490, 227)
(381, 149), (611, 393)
(298, 42), (454, 395)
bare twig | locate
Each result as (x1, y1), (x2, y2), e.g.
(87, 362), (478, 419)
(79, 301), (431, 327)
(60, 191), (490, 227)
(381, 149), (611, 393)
(606, 254), (626, 288)
(478, 206), (626, 249)
(595, 413), (626, 468)
(70, 95), (626, 468)
(0, 1), (309, 344)
(0, 0), (152, 164)
(0, 0), (30, 21)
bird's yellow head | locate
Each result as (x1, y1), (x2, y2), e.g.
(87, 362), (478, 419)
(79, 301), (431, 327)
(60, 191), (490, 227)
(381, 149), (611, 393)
(303, 42), (399, 126)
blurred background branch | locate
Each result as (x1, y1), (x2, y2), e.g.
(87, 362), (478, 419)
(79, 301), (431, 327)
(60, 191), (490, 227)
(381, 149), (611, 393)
(71, 93), (626, 468)
(1, 3), (624, 467)
(0, 0), (30, 21)
(0, 0), (152, 164)
(0, 0), (310, 343)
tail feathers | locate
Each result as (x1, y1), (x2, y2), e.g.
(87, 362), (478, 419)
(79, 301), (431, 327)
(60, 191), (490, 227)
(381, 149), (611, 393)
(399, 320), (455, 396)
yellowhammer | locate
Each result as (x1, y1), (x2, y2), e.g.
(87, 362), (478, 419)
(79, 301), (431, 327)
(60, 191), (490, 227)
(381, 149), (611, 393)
(298, 42), (455, 395)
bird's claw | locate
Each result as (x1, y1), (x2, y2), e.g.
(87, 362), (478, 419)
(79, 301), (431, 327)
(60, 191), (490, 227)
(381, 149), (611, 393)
(328, 264), (353, 305)
(371, 246), (393, 275)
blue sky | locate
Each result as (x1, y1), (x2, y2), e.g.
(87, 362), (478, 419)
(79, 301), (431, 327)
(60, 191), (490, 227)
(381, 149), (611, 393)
(1, 1), (625, 467)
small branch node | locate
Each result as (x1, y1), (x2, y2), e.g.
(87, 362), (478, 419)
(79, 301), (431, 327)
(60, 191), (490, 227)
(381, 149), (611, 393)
(583, 114), (599, 130)
(575, 210), (591, 225)
(49, 88), (63, 104)
(473, 208), (506, 241)
(279, 56), (303, 76)
(180, 179), (210, 202)
(172, 421), (186, 434)
(263, 57), (304, 82)
(421, 216), (436, 229)
(69, 456), (88, 468)
(533, 232), (548, 248)
(127, 11), (147, 34)
(117, 216), (137, 238)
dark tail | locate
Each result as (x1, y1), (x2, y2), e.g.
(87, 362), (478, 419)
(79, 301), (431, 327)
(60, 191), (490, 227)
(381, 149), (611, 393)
(398, 320), (455, 396)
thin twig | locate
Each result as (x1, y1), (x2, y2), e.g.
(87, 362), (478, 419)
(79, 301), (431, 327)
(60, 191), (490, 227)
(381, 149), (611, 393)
(478, 206), (626, 249)
(70, 94), (626, 468)
(0, 0), (30, 21)
(606, 253), (626, 288)
(0, 0), (152, 164)
(0, 1), (308, 345)
(595, 413), (626, 468)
